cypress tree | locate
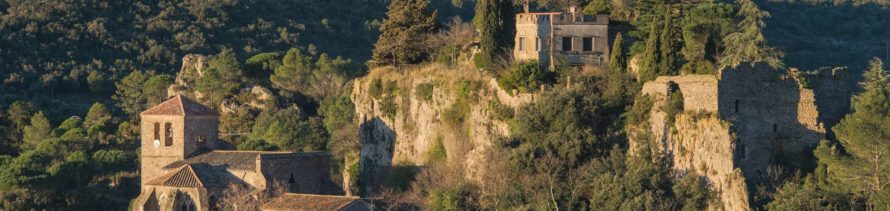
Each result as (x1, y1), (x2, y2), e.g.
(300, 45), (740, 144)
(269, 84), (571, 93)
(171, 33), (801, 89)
(658, 5), (678, 76)
(606, 33), (627, 101)
(639, 15), (661, 82)
(720, 0), (783, 69)
(474, 0), (515, 70)
(814, 58), (890, 209)
(371, 0), (438, 67)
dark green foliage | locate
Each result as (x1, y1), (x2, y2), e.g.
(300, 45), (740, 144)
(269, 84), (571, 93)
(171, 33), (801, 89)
(497, 60), (552, 93)
(583, 0), (612, 15)
(813, 58), (890, 209)
(22, 112), (51, 152)
(197, 50), (244, 108)
(606, 33), (632, 103)
(658, 5), (679, 76)
(245, 52), (282, 80)
(83, 103), (111, 134)
(639, 15), (661, 83)
(720, 0), (784, 69)
(237, 139), (280, 151)
(86, 71), (109, 94)
(680, 3), (733, 74)
(113, 71), (147, 116)
(662, 83), (684, 127)
(474, 0), (515, 70)
(249, 108), (328, 152)
(143, 75), (175, 106)
(320, 92), (356, 133)
(372, 0), (438, 66)
(92, 150), (130, 173)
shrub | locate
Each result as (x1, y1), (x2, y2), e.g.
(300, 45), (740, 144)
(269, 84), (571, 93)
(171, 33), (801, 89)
(426, 136), (447, 162)
(415, 83), (434, 103)
(497, 60), (552, 93)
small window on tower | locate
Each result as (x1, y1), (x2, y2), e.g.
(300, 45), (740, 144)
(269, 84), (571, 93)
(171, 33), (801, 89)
(535, 37), (541, 51)
(164, 123), (173, 146)
(518, 37), (526, 51)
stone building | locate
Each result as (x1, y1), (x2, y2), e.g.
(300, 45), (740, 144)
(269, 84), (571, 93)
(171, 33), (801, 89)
(132, 95), (335, 211)
(261, 193), (375, 211)
(514, 7), (609, 69)
(633, 64), (854, 210)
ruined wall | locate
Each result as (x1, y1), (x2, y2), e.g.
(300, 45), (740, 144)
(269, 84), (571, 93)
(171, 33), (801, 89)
(634, 63), (854, 210)
(258, 153), (333, 194)
(352, 65), (534, 194)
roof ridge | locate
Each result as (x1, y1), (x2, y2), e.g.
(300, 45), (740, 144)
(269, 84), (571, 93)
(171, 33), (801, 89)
(283, 193), (361, 199)
(176, 95), (186, 116)
(185, 164), (205, 188)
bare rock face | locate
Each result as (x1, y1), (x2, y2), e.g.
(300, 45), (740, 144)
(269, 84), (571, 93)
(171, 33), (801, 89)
(351, 64), (534, 195)
(249, 85), (274, 110)
(168, 54), (208, 100)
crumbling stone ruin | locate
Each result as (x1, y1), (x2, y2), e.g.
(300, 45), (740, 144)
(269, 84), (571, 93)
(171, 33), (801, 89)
(632, 63), (854, 210)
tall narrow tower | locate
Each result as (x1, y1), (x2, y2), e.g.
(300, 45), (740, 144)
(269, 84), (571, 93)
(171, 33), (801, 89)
(139, 95), (219, 186)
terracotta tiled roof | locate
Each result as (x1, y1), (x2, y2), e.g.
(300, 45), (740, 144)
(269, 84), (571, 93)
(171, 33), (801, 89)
(140, 95), (218, 116)
(147, 163), (243, 188)
(162, 150), (327, 171)
(261, 193), (369, 211)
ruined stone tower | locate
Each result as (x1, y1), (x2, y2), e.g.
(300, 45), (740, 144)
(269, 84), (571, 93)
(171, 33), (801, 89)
(139, 95), (220, 186)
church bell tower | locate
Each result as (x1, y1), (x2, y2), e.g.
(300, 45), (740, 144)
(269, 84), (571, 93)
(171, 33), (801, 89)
(139, 95), (219, 186)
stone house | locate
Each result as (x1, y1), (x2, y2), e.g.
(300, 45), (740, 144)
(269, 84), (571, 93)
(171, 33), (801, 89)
(514, 7), (610, 69)
(132, 95), (335, 211)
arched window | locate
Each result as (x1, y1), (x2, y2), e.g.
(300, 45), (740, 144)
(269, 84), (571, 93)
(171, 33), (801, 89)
(738, 144), (747, 160)
(178, 194), (196, 211)
(164, 123), (173, 146)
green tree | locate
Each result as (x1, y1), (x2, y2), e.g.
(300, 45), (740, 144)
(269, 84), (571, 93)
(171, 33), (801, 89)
(143, 74), (174, 106)
(474, 0), (515, 70)
(658, 5), (679, 76)
(719, 0), (783, 69)
(271, 48), (314, 94)
(814, 58), (890, 209)
(197, 50), (244, 108)
(22, 112), (51, 151)
(371, 0), (438, 66)
(606, 33), (628, 102)
(113, 70), (147, 116)
(639, 16), (661, 83)
(583, 0), (611, 15)
(86, 71), (109, 94)
(245, 52), (282, 80)
(249, 109), (328, 152)
(83, 103), (112, 134)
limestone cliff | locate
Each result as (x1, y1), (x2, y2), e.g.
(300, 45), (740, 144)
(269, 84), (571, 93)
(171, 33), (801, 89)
(351, 64), (534, 194)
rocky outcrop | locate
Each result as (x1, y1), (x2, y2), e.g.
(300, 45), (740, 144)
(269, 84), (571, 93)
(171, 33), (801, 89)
(351, 64), (534, 194)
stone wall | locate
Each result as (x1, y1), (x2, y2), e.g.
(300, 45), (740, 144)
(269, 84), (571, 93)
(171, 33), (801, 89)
(258, 153), (333, 194)
(633, 63), (854, 209)
(514, 12), (609, 68)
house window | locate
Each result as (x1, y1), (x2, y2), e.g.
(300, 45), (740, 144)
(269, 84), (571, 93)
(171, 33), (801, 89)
(153, 123), (160, 141)
(562, 37), (572, 51)
(164, 123), (173, 146)
(582, 37), (593, 52)
(518, 37), (526, 51)
(535, 37), (541, 51)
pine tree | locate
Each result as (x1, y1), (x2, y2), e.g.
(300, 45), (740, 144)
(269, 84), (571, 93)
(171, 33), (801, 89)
(271, 48), (314, 94)
(474, 0), (515, 70)
(113, 70), (147, 117)
(720, 0), (783, 69)
(143, 74), (174, 106)
(84, 103), (112, 133)
(371, 0), (438, 66)
(639, 16), (661, 83)
(814, 58), (890, 209)
(22, 112), (51, 151)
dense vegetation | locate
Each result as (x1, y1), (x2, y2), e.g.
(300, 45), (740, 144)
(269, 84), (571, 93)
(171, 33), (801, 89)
(0, 0), (888, 210)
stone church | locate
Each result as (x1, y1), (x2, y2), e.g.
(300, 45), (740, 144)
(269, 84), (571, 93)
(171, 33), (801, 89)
(132, 95), (334, 211)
